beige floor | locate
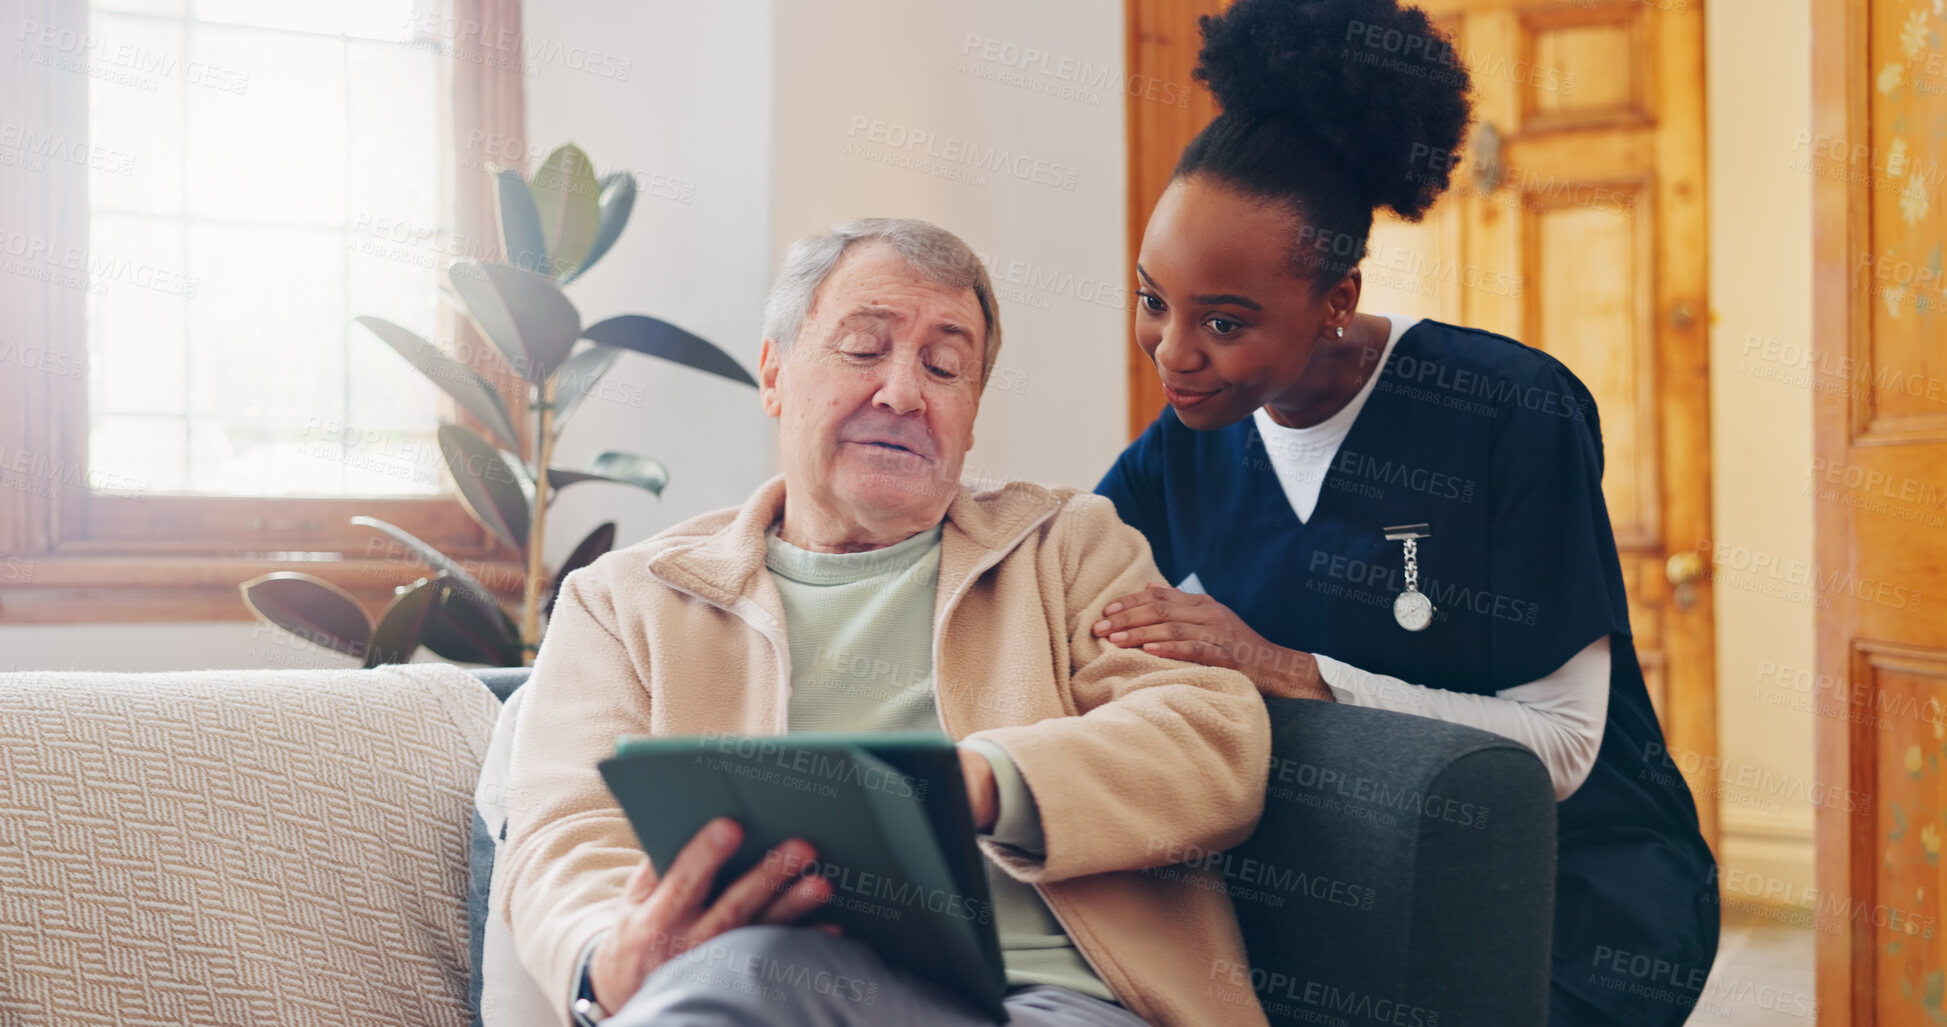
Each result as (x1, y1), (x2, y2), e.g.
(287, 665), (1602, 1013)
(1682, 917), (1819, 1026)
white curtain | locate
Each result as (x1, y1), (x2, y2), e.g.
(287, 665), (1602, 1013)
(0, 0), (90, 553)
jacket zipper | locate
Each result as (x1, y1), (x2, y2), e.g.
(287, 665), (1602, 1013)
(647, 574), (795, 734)
(924, 502), (1131, 1010)
(927, 502), (1063, 739)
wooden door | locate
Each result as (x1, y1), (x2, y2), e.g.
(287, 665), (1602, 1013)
(1813, 1), (1947, 1022)
(1127, 0), (1719, 845)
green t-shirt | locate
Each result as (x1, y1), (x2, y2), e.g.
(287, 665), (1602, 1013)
(765, 521), (1115, 1003)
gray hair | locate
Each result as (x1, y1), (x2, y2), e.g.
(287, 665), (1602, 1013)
(762, 218), (1003, 388)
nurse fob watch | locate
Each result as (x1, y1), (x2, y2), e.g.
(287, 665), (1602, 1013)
(1384, 524), (1436, 632)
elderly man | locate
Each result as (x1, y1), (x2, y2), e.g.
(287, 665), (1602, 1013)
(499, 218), (1272, 1027)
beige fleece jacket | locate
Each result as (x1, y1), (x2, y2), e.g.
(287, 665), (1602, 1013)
(499, 475), (1273, 1027)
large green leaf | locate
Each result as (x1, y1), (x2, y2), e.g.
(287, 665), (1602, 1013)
(552, 344), (624, 429)
(423, 578), (524, 666)
(447, 261), (582, 382)
(349, 515), (509, 620)
(581, 315), (755, 387)
(438, 424), (532, 553)
(544, 521), (616, 617)
(529, 143), (600, 280)
(501, 445), (537, 507)
(354, 316), (519, 450)
(240, 572), (373, 659)
(563, 172), (635, 284)
(494, 169), (549, 276)
(363, 577), (439, 667)
(549, 452), (668, 497)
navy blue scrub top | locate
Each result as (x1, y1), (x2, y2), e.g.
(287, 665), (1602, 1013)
(1096, 319), (1719, 1023)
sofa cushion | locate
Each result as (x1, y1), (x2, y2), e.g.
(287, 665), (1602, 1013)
(0, 664), (499, 1026)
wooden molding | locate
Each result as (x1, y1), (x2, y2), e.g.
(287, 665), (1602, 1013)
(1124, 0), (1225, 441)
(1718, 804), (1818, 842)
(0, 554), (525, 625)
(1644, 0), (1718, 853)
(1811, 1), (1867, 1022)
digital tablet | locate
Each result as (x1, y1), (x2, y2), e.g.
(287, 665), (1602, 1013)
(598, 731), (1007, 1021)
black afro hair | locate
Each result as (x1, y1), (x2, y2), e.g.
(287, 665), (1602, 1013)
(1175, 0), (1474, 282)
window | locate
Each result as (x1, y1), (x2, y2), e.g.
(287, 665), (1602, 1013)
(88, 0), (445, 496)
(0, 0), (526, 623)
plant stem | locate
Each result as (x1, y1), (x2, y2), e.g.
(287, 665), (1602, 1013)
(521, 377), (558, 665)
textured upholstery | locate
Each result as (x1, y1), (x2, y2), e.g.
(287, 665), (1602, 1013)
(1232, 697), (1557, 1026)
(0, 665), (499, 1026)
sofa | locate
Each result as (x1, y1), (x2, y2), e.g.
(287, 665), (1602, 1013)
(0, 663), (1555, 1026)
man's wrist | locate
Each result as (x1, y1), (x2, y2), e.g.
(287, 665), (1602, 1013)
(571, 937), (610, 1025)
(957, 745), (1000, 832)
(962, 738), (1046, 853)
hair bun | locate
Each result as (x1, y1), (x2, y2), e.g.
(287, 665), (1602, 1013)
(1194, 0), (1472, 221)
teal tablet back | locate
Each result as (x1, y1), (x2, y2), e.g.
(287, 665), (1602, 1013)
(598, 731), (1007, 1021)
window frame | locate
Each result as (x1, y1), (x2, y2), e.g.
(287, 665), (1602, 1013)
(0, 0), (529, 626)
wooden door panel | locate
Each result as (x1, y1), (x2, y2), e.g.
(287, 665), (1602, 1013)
(1526, 181), (1660, 547)
(1621, 553), (1671, 720)
(1360, 10), (1471, 326)
(1858, 644), (1947, 1024)
(1852, 512), (1942, 640)
(1465, 1), (1712, 850)
(1506, 130), (1657, 177)
(1641, 645), (1671, 725)
(1814, 0), (1947, 1021)
(1861, 0), (1947, 441)
(1458, 8), (1528, 343)
(1520, 4), (1654, 131)
(1362, 206), (1465, 323)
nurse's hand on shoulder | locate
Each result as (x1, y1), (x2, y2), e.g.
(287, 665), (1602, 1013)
(1093, 584), (1335, 702)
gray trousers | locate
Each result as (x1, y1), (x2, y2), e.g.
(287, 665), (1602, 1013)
(609, 926), (1151, 1026)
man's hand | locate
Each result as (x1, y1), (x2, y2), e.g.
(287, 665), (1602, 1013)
(959, 746), (999, 832)
(1092, 583), (1335, 701)
(589, 818), (832, 1012)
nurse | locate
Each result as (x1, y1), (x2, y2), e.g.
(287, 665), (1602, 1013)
(1088, 1), (1719, 1024)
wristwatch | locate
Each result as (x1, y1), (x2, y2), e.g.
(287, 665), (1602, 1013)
(571, 953), (610, 1026)
(571, 996), (609, 1027)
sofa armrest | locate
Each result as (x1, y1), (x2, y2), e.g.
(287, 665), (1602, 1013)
(0, 665), (500, 1027)
(1229, 697), (1556, 1027)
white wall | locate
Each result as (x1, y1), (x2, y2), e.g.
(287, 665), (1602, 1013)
(1706, 0), (1817, 892)
(525, 0), (778, 565)
(771, 0), (1129, 490)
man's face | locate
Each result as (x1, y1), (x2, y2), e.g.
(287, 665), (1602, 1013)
(760, 242), (986, 542)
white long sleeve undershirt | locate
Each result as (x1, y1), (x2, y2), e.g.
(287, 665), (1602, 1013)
(1312, 638), (1611, 800)
(1233, 310), (1610, 801)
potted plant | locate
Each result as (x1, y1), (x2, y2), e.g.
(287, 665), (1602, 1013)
(241, 143), (753, 667)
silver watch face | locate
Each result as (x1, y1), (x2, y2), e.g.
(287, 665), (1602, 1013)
(1393, 590), (1434, 632)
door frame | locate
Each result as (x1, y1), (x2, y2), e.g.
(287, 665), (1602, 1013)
(1811, 1), (1879, 1022)
(1124, 0), (1225, 441)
